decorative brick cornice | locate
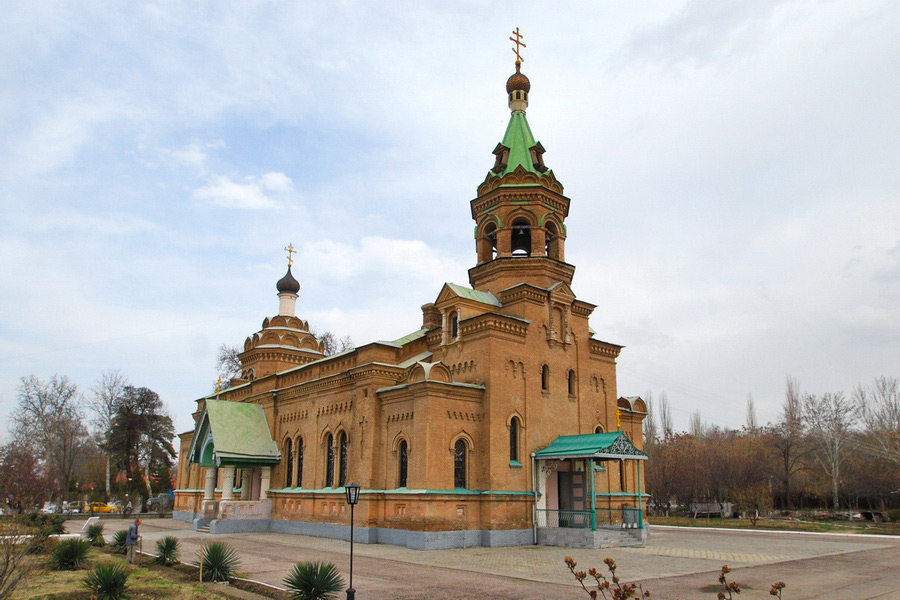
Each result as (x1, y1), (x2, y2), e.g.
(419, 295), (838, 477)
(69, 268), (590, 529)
(589, 339), (623, 359)
(571, 300), (596, 317)
(476, 167), (565, 196)
(499, 284), (547, 306)
(471, 188), (570, 219)
(460, 312), (529, 338)
(317, 400), (353, 417)
(387, 411), (414, 423)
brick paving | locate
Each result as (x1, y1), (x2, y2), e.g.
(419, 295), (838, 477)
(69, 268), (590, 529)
(75, 518), (900, 599)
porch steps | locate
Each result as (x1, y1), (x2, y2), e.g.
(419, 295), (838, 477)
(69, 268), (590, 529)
(195, 525), (210, 534)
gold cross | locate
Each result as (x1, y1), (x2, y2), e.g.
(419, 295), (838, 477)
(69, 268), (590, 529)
(616, 408), (621, 430)
(216, 377), (222, 395)
(284, 243), (296, 267)
(510, 27), (526, 65)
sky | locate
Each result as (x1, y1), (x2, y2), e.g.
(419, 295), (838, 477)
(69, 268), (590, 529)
(1, 1), (898, 441)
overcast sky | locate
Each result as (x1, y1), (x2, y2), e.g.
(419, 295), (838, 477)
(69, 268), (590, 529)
(2, 1), (898, 441)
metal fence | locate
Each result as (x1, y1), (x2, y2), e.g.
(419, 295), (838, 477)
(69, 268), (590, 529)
(535, 507), (643, 530)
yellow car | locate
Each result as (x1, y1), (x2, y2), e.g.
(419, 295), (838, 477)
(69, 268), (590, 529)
(87, 502), (120, 514)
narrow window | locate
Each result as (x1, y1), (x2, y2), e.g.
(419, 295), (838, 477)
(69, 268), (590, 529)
(338, 432), (348, 487)
(454, 439), (467, 489)
(233, 468), (240, 490)
(450, 311), (459, 339)
(619, 459), (626, 492)
(595, 425), (603, 434)
(325, 433), (334, 488)
(296, 438), (304, 488)
(398, 440), (408, 488)
(541, 365), (549, 391)
(509, 417), (520, 462)
(285, 438), (294, 487)
(568, 370), (576, 396)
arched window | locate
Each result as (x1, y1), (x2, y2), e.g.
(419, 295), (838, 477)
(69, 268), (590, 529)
(338, 432), (348, 487)
(511, 218), (531, 256)
(479, 222), (498, 262)
(285, 438), (294, 487)
(541, 365), (549, 391)
(450, 311), (459, 339)
(398, 440), (408, 488)
(509, 417), (520, 462)
(568, 370), (576, 396)
(325, 433), (334, 488)
(594, 425), (604, 434)
(454, 439), (468, 489)
(296, 437), (304, 488)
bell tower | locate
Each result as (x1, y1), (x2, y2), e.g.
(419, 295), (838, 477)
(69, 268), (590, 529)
(468, 33), (575, 295)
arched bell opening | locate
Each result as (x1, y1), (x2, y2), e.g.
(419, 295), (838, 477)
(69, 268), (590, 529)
(545, 221), (563, 260)
(477, 222), (499, 264)
(511, 218), (531, 256)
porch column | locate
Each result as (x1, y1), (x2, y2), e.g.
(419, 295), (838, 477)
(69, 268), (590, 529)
(203, 467), (217, 501)
(589, 459), (596, 531)
(221, 465), (235, 500)
(260, 466), (271, 500)
(637, 461), (644, 528)
(240, 469), (251, 500)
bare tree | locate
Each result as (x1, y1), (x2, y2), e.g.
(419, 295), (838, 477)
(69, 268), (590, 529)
(89, 370), (128, 497)
(853, 376), (900, 466)
(804, 391), (856, 511)
(312, 330), (354, 356)
(745, 394), (758, 431)
(770, 376), (810, 509)
(216, 344), (243, 388)
(658, 392), (673, 441)
(689, 410), (705, 437)
(642, 391), (659, 447)
(11, 375), (85, 496)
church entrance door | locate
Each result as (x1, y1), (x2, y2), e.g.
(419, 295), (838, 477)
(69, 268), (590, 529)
(558, 470), (586, 528)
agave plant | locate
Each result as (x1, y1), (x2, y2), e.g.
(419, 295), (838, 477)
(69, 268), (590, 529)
(83, 562), (129, 600)
(283, 561), (345, 600)
(86, 522), (106, 547)
(51, 538), (91, 570)
(153, 536), (180, 566)
(111, 530), (129, 554)
(198, 542), (240, 582)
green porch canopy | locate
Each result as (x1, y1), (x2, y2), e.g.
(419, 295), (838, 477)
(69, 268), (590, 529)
(533, 432), (648, 460)
(187, 399), (281, 468)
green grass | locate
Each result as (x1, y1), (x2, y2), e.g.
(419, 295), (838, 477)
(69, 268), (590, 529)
(647, 515), (900, 535)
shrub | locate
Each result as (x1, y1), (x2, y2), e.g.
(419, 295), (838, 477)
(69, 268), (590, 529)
(154, 536), (179, 566)
(51, 538), (91, 570)
(283, 561), (345, 600)
(886, 508), (900, 523)
(20, 513), (66, 535)
(86, 522), (106, 547)
(83, 563), (129, 600)
(198, 542), (240, 582)
(111, 530), (128, 554)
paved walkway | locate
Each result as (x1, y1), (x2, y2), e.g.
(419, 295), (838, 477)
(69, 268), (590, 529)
(75, 519), (900, 599)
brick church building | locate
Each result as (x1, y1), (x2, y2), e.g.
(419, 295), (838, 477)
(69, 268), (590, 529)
(174, 49), (649, 549)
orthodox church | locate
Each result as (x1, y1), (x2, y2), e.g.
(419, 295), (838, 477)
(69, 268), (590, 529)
(174, 41), (649, 549)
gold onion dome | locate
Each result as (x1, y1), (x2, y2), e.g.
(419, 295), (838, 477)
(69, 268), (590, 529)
(506, 63), (531, 94)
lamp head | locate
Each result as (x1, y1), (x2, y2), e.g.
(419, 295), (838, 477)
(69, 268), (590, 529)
(345, 482), (361, 505)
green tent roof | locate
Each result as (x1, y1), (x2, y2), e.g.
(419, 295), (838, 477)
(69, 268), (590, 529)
(498, 111), (540, 175)
(189, 399), (280, 467)
(533, 432), (648, 460)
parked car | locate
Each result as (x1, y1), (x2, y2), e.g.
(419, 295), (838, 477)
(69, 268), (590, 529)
(87, 501), (120, 514)
(41, 503), (60, 514)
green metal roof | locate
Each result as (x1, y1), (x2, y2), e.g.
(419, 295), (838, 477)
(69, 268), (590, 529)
(192, 399), (280, 466)
(533, 432), (648, 460)
(499, 111), (539, 175)
(445, 283), (502, 307)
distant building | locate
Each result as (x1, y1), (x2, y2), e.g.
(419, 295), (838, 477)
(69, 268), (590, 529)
(174, 50), (649, 549)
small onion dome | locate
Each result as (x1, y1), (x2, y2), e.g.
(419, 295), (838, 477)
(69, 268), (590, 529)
(276, 267), (300, 294)
(506, 63), (531, 94)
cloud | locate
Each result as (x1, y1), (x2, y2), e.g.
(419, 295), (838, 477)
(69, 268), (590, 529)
(192, 172), (295, 210)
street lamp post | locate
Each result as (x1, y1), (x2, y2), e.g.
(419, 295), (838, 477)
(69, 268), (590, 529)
(345, 483), (361, 600)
